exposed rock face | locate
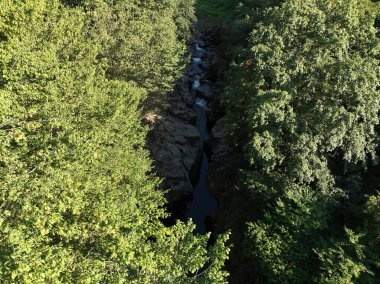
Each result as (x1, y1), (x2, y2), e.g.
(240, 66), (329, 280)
(146, 22), (240, 212)
(208, 118), (231, 160)
(146, 24), (228, 205)
(207, 118), (245, 195)
(146, 72), (201, 203)
(198, 27), (229, 83)
(196, 83), (214, 100)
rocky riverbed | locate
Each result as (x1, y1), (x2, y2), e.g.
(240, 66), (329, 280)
(146, 22), (236, 233)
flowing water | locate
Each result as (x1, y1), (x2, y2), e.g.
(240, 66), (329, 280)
(185, 38), (218, 234)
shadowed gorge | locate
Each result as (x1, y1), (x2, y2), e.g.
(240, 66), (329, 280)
(1, 0), (379, 283)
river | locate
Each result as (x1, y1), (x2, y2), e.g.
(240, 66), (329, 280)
(185, 37), (218, 234)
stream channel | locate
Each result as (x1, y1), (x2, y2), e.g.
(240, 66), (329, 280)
(184, 35), (218, 234)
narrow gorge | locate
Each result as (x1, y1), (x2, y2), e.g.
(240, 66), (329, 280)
(147, 21), (232, 234)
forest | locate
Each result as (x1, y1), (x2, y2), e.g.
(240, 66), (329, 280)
(0, 0), (379, 283)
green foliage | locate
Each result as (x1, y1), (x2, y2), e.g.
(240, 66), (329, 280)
(196, 0), (239, 20)
(365, 191), (380, 238)
(225, 0), (379, 181)
(316, 229), (373, 284)
(216, 0), (380, 282)
(196, 0), (281, 21)
(174, 0), (197, 40)
(222, 0), (380, 195)
(363, 191), (380, 271)
(0, 0), (229, 283)
(246, 184), (329, 283)
(84, 0), (195, 109)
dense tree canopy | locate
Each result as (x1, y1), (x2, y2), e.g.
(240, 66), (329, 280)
(87, 0), (194, 107)
(203, 0), (380, 282)
(0, 0), (229, 283)
(2, 0), (379, 282)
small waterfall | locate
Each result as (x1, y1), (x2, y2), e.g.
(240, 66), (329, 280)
(193, 79), (201, 90)
(195, 97), (208, 108)
(196, 43), (204, 52)
(192, 57), (202, 63)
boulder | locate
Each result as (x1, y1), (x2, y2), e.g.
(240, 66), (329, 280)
(174, 72), (195, 106)
(208, 117), (232, 160)
(196, 84), (214, 100)
(167, 102), (196, 124)
(207, 117), (248, 197)
(147, 116), (201, 203)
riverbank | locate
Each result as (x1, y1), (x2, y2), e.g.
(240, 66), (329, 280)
(146, 20), (230, 229)
(146, 17), (254, 282)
